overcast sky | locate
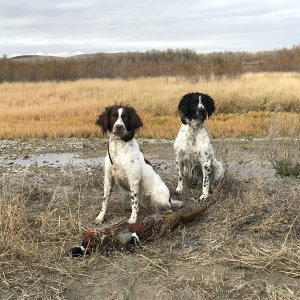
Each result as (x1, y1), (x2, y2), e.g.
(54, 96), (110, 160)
(1, 0), (300, 57)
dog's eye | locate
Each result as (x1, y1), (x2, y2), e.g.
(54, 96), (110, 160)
(111, 114), (118, 120)
(122, 114), (128, 121)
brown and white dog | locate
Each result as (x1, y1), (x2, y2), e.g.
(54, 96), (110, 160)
(95, 105), (183, 224)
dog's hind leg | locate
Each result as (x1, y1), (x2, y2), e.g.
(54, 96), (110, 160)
(151, 186), (183, 211)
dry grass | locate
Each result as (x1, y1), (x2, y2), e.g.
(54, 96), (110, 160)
(0, 175), (80, 298)
(1, 138), (300, 299)
(0, 73), (299, 139)
(1, 170), (300, 299)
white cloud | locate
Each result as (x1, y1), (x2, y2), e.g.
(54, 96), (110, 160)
(1, 0), (299, 56)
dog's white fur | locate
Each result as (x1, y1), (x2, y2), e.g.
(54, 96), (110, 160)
(95, 107), (182, 224)
(174, 93), (224, 200)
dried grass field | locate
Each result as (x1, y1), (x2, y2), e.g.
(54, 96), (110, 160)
(0, 72), (299, 139)
(0, 72), (300, 299)
(1, 137), (300, 299)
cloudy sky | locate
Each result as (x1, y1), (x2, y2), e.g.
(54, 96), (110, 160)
(1, 0), (299, 57)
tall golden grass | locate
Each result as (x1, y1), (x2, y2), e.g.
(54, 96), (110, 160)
(0, 73), (299, 139)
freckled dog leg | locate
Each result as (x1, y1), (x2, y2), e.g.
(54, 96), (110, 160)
(175, 156), (184, 193)
(95, 170), (114, 224)
(200, 161), (211, 201)
(128, 182), (140, 224)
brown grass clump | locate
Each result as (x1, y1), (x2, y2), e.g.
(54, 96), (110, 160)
(0, 73), (299, 139)
(265, 139), (300, 178)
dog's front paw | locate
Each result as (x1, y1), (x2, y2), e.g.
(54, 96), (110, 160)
(128, 215), (137, 224)
(170, 198), (184, 208)
(199, 193), (209, 201)
(175, 184), (183, 194)
(95, 215), (104, 224)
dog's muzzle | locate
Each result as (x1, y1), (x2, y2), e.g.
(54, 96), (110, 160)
(197, 108), (207, 121)
(113, 124), (126, 134)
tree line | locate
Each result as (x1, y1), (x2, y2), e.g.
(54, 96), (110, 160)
(0, 46), (299, 82)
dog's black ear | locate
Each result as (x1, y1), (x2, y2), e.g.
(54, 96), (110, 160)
(178, 93), (191, 123)
(96, 106), (113, 134)
(200, 94), (215, 117)
(128, 106), (143, 131)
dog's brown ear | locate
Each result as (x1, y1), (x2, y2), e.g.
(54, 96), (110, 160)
(96, 106), (113, 134)
(128, 106), (143, 131)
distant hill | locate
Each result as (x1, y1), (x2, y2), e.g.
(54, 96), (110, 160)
(10, 55), (63, 61)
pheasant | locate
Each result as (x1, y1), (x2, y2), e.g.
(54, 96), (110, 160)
(69, 207), (206, 257)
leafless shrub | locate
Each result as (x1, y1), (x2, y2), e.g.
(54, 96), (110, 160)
(266, 139), (300, 178)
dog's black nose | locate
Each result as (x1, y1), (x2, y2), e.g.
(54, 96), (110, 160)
(115, 125), (124, 131)
(197, 105), (207, 113)
(197, 108), (207, 120)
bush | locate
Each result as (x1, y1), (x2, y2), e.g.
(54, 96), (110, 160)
(273, 159), (300, 178)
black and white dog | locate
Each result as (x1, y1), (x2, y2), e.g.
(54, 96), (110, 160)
(174, 93), (224, 201)
(95, 105), (183, 224)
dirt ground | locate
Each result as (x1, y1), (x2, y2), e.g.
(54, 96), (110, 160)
(0, 137), (299, 299)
